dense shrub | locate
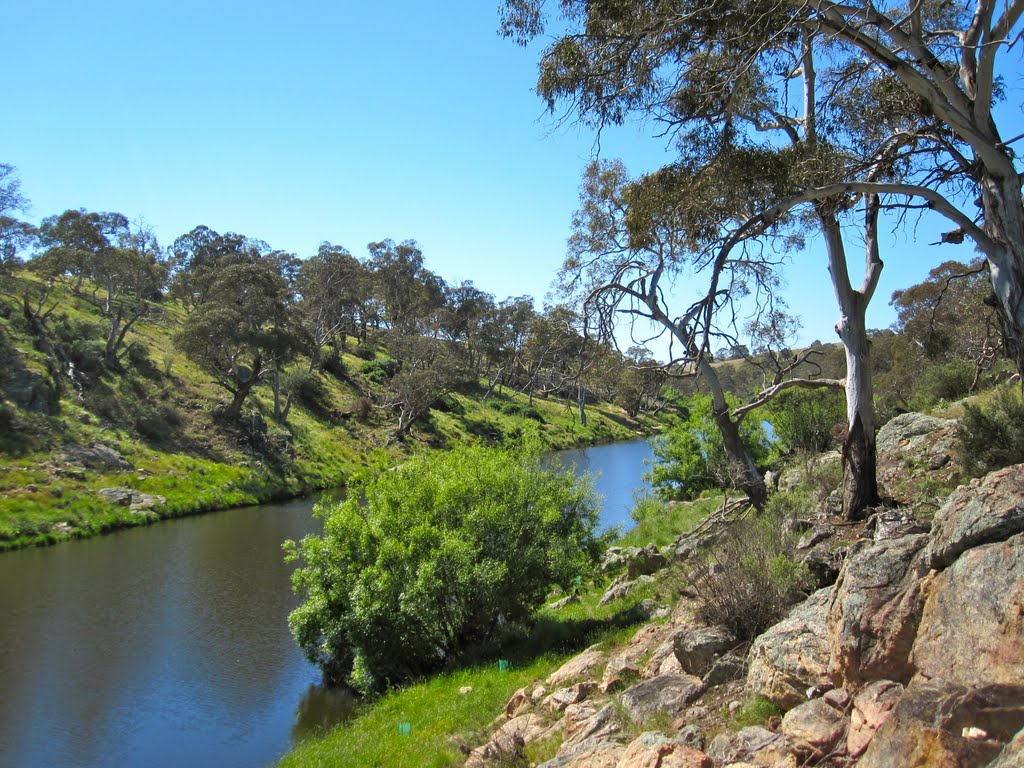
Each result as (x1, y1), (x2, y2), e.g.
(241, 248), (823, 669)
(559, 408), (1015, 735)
(320, 352), (347, 380)
(283, 369), (329, 412)
(647, 394), (773, 500)
(913, 359), (975, 409)
(689, 508), (812, 640)
(285, 441), (601, 692)
(134, 402), (183, 442)
(958, 387), (1024, 476)
(352, 342), (377, 361)
(359, 359), (397, 384)
(766, 388), (845, 454)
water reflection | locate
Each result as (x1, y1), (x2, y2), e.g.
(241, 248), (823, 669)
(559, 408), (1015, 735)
(292, 683), (361, 742)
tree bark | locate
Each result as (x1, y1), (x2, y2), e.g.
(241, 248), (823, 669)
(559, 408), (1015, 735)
(980, 172), (1024, 375)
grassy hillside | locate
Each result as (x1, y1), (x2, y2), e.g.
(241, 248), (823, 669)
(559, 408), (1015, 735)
(0, 271), (667, 551)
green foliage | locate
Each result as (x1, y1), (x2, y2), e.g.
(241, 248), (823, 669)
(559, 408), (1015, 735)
(359, 359), (396, 384)
(731, 695), (784, 728)
(958, 387), (1024, 476)
(353, 341), (377, 360)
(690, 507), (813, 641)
(285, 441), (602, 692)
(647, 394), (772, 500)
(283, 369), (330, 412)
(766, 388), (845, 454)
(912, 358), (975, 409)
(620, 494), (721, 548)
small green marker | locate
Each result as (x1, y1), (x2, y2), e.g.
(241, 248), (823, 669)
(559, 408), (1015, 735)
(498, 659), (509, 672)
(398, 722), (411, 736)
(573, 575), (583, 588)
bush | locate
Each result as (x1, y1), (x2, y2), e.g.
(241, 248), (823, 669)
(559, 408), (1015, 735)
(353, 342), (377, 361)
(283, 369), (329, 412)
(647, 394), (773, 500)
(958, 387), (1024, 476)
(133, 401), (183, 443)
(321, 351), (347, 380)
(912, 359), (975, 409)
(689, 508), (812, 641)
(766, 388), (845, 454)
(359, 359), (397, 384)
(285, 441), (602, 692)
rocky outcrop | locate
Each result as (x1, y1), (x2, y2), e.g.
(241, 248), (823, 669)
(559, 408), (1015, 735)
(464, 713), (560, 768)
(781, 696), (846, 759)
(707, 726), (788, 766)
(618, 674), (704, 722)
(97, 487), (165, 514)
(827, 532), (931, 687)
(547, 647), (605, 687)
(63, 443), (133, 471)
(847, 680), (903, 758)
(745, 587), (832, 710)
(857, 678), (1024, 768)
(672, 625), (735, 677)
(876, 412), (953, 454)
(912, 533), (1024, 687)
(615, 732), (713, 767)
(926, 465), (1024, 569)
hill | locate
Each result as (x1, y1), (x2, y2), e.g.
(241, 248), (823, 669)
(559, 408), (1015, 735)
(0, 271), (668, 551)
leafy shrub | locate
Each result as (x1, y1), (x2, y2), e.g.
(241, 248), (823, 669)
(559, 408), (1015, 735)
(958, 387), (1024, 476)
(285, 441), (601, 692)
(134, 402), (183, 442)
(493, 400), (544, 422)
(350, 396), (373, 422)
(283, 369), (329, 412)
(320, 352), (348, 380)
(359, 359), (397, 384)
(353, 342), (377, 361)
(689, 508), (812, 640)
(912, 359), (975, 409)
(766, 388), (845, 454)
(647, 394), (773, 500)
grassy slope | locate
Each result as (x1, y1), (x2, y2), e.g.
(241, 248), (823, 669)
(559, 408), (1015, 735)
(0, 271), (667, 551)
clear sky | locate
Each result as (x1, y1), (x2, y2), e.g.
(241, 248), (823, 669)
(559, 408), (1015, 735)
(5, 0), (1015, 353)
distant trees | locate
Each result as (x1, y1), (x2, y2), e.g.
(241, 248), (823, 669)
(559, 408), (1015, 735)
(32, 210), (168, 367)
(0, 164), (35, 277)
(176, 255), (299, 421)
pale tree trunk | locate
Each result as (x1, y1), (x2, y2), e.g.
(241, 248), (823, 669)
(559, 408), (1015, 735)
(821, 202), (881, 519)
(980, 173), (1024, 374)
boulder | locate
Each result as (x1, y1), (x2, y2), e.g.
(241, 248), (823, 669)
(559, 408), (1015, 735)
(746, 588), (833, 710)
(541, 682), (598, 713)
(464, 713), (558, 768)
(876, 412), (953, 454)
(548, 646), (605, 687)
(780, 697), (846, 758)
(847, 680), (904, 759)
(677, 724), (706, 752)
(599, 574), (655, 606)
(505, 687), (531, 718)
(827, 532), (931, 687)
(537, 738), (626, 768)
(672, 625), (736, 677)
(561, 702), (620, 748)
(626, 544), (669, 580)
(549, 594), (581, 610)
(601, 546), (638, 573)
(617, 731), (713, 767)
(857, 678), (1024, 768)
(862, 508), (931, 541)
(98, 487), (134, 505)
(802, 545), (845, 589)
(707, 726), (789, 766)
(702, 654), (746, 688)
(926, 464), (1024, 570)
(912, 533), (1024, 687)
(618, 674), (704, 722)
(64, 443), (132, 471)
(2, 362), (58, 414)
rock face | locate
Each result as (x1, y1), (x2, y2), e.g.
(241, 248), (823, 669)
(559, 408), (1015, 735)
(464, 713), (559, 768)
(847, 680), (904, 758)
(615, 731), (713, 768)
(672, 625), (735, 677)
(64, 443), (133, 471)
(547, 647), (605, 687)
(781, 697), (846, 759)
(876, 412), (954, 454)
(827, 532), (931, 687)
(857, 678), (1024, 768)
(926, 464), (1024, 569)
(745, 588), (833, 710)
(913, 533), (1024, 687)
(707, 726), (788, 766)
(618, 674), (704, 722)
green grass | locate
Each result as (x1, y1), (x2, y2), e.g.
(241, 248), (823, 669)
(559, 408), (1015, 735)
(617, 495), (723, 548)
(0, 270), (670, 551)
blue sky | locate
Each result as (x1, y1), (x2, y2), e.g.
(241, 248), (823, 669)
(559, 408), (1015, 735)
(5, 0), (1013, 353)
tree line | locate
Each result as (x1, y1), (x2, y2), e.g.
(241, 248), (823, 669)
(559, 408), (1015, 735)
(0, 164), (666, 439)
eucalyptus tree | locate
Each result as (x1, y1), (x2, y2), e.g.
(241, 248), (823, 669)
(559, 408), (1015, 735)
(366, 239), (446, 334)
(500, 0), (1023, 516)
(0, 163), (34, 276)
(294, 242), (370, 366)
(176, 254), (299, 421)
(32, 211), (167, 367)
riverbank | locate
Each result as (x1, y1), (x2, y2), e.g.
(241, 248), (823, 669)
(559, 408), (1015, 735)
(0, 392), (665, 552)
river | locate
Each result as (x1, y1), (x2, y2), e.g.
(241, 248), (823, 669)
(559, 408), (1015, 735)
(0, 438), (654, 768)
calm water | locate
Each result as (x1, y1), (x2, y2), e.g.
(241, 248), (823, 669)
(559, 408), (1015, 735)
(0, 439), (652, 768)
